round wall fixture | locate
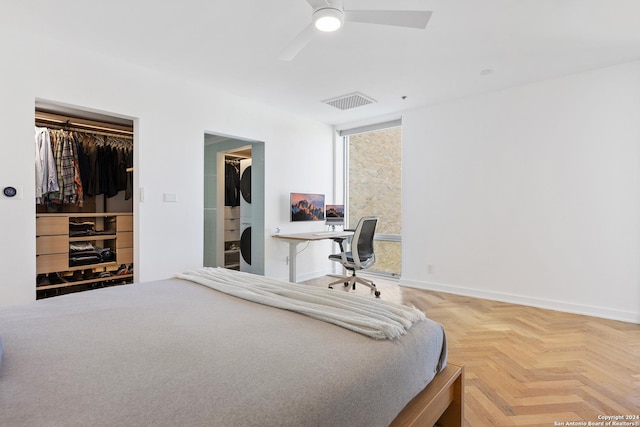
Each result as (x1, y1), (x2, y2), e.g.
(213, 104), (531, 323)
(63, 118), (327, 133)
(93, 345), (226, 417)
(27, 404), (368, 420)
(3, 186), (17, 197)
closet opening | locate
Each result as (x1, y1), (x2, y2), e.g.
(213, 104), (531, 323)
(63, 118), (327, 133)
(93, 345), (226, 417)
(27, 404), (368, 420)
(34, 101), (136, 299)
(204, 134), (264, 275)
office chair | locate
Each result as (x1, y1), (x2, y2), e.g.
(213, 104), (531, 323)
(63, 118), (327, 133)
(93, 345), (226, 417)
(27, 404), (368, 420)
(327, 216), (380, 298)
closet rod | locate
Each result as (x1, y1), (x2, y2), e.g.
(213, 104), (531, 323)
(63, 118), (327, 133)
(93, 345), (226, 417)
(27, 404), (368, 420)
(35, 120), (134, 139)
(225, 154), (249, 160)
(35, 111), (133, 136)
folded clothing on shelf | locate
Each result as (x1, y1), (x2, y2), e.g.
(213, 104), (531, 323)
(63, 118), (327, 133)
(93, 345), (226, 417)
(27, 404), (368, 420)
(99, 247), (114, 262)
(69, 221), (95, 237)
(69, 243), (114, 266)
(69, 252), (102, 267)
(69, 241), (95, 252)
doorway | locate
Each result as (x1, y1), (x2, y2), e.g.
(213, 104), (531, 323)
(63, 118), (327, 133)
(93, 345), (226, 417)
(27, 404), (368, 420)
(203, 134), (265, 275)
(34, 100), (136, 297)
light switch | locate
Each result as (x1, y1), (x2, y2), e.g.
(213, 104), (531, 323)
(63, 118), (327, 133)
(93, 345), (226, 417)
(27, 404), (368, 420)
(163, 193), (177, 203)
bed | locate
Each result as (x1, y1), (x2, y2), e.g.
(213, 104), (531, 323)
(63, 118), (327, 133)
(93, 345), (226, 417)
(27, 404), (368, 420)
(0, 268), (462, 426)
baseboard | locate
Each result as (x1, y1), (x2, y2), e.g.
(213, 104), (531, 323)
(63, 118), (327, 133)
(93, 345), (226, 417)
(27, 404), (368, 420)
(401, 278), (640, 325)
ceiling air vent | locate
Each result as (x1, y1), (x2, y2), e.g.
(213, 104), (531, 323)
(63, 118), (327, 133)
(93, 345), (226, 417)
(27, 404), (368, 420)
(322, 92), (376, 110)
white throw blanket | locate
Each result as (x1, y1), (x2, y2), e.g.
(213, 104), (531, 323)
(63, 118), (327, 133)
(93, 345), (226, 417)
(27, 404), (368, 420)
(176, 267), (426, 340)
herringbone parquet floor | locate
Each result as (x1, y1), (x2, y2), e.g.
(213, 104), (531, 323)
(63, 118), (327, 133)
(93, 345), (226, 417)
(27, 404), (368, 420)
(304, 275), (640, 426)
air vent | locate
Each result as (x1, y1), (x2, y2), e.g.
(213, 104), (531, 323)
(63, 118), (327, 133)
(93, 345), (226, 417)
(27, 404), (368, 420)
(322, 92), (376, 110)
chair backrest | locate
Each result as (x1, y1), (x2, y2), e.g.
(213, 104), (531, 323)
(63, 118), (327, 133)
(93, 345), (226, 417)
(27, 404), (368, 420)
(352, 217), (378, 264)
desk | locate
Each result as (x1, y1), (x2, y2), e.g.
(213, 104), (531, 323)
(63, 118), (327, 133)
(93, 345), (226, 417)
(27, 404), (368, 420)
(273, 231), (353, 283)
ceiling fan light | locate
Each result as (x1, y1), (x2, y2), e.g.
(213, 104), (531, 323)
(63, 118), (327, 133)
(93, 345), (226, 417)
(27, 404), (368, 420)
(314, 8), (344, 32)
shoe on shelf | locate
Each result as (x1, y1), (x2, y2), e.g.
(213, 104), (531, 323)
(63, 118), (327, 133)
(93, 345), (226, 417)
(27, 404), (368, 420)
(47, 273), (63, 284)
(127, 263), (133, 275)
(36, 274), (50, 287)
(117, 264), (128, 275)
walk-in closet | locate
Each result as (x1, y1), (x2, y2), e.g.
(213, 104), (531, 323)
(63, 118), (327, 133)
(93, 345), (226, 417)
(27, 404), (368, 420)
(222, 149), (252, 271)
(34, 104), (134, 298)
(203, 134), (265, 276)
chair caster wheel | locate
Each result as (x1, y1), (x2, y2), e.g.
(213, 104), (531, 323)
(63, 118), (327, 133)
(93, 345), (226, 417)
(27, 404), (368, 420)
(374, 290), (381, 298)
(343, 282), (349, 287)
(328, 286), (333, 289)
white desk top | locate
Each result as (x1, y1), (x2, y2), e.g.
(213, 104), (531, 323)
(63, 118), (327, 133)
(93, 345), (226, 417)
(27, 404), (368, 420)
(272, 231), (353, 241)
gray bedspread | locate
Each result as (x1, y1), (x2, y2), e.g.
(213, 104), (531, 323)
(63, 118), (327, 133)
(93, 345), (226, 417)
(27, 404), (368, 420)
(0, 278), (447, 427)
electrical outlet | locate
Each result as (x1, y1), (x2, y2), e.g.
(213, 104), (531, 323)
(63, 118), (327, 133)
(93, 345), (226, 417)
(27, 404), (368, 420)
(427, 264), (433, 274)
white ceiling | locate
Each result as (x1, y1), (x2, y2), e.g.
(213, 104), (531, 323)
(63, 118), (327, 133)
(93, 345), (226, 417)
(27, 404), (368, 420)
(9, 0), (640, 126)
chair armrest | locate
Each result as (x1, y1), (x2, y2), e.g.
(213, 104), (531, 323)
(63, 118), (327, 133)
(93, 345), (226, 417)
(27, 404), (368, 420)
(331, 237), (347, 253)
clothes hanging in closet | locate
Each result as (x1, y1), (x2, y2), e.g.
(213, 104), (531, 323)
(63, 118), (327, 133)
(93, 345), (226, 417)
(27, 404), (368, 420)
(34, 127), (133, 205)
(77, 134), (131, 198)
(35, 126), (59, 204)
(46, 129), (83, 206)
(225, 159), (241, 207)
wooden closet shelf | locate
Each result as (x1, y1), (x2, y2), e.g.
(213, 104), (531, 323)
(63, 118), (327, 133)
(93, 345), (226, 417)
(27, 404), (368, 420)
(37, 212), (132, 218)
(65, 262), (118, 272)
(36, 212), (134, 298)
(37, 274), (134, 290)
(69, 234), (116, 242)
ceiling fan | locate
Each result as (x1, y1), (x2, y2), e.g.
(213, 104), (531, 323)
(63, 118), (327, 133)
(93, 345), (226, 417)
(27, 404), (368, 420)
(279, 0), (433, 61)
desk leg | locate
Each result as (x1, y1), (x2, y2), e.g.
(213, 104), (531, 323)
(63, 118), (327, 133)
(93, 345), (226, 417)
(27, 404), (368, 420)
(288, 241), (298, 283)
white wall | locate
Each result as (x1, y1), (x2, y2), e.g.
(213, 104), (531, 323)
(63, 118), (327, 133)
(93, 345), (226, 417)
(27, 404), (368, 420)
(401, 61), (640, 323)
(0, 31), (334, 306)
(6, 26), (637, 323)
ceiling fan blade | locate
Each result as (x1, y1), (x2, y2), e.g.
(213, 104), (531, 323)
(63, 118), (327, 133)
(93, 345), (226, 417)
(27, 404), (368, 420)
(306, 0), (330, 9)
(344, 10), (432, 29)
(278, 24), (317, 61)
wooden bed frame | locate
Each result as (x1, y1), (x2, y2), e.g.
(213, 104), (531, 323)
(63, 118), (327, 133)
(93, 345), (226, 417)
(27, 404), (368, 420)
(390, 363), (464, 427)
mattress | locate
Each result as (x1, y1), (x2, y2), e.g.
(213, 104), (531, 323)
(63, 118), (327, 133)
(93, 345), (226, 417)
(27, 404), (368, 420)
(0, 276), (446, 427)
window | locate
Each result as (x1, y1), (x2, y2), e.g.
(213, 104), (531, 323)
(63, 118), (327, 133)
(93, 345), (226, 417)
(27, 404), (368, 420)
(341, 122), (402, 277)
